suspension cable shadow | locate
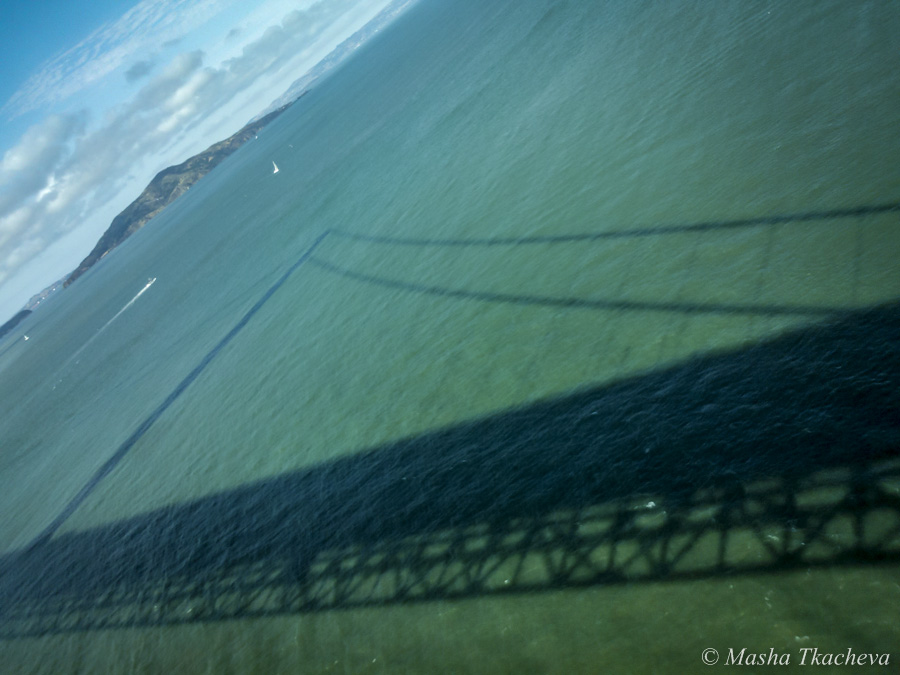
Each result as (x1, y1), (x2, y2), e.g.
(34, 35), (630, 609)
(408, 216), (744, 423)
(329, 201), (900, 247)
(22, 232), (330, 551)
(308, 257), (852, 318)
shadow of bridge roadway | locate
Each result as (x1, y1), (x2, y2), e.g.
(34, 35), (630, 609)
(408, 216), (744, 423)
(1, 301), (898, 637)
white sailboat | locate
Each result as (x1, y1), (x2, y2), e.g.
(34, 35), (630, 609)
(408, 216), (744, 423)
(272, 161), (279, 174)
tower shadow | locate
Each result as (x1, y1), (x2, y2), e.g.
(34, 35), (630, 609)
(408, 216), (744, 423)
(1, 301), (898, 638)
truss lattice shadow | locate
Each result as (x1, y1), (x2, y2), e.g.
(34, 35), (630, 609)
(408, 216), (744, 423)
(0, 302), (898, 638)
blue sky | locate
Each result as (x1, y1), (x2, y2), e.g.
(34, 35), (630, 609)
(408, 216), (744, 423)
(0, 0), (395, 321)
(1, 0), (136, 110)
(0, 0), (144, 172)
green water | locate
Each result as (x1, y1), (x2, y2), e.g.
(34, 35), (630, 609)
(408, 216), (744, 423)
(1, 0), (899, 672)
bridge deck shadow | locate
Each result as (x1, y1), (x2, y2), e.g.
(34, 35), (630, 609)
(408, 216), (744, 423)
(0, 301), (898, 638)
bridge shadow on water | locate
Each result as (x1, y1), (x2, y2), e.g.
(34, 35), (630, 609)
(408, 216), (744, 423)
(0, 302), (898, 638)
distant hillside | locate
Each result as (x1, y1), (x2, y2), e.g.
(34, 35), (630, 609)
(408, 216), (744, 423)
(64, 102), (294, 287)
(24, 277), (65, 311)
(0, 310), (31, 340)
(56, 0), (420, 293)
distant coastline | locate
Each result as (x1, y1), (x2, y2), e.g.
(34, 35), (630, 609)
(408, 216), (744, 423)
(63, 101), (297, 289)
(0, 309), (31, 341)
(63, 0), (421, 291)
(0, 0), (421, 326)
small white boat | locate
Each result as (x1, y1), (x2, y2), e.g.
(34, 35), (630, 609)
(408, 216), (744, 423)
(272, 161), (279, 174)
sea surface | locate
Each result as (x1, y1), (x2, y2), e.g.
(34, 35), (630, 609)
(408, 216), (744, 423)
(1, 0), (899, 672)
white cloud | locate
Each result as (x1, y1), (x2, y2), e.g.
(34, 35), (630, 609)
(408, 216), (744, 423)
(0, 206), (32, 249)
(0, 113), (86, 218)
(132, 50), (207, 110)
(1, 0), (243, 119)
(125, 59), (156, 83)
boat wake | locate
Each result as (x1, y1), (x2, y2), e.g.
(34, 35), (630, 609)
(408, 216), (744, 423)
(102, 278), (156, 330)
(53, 278), (157, 387)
